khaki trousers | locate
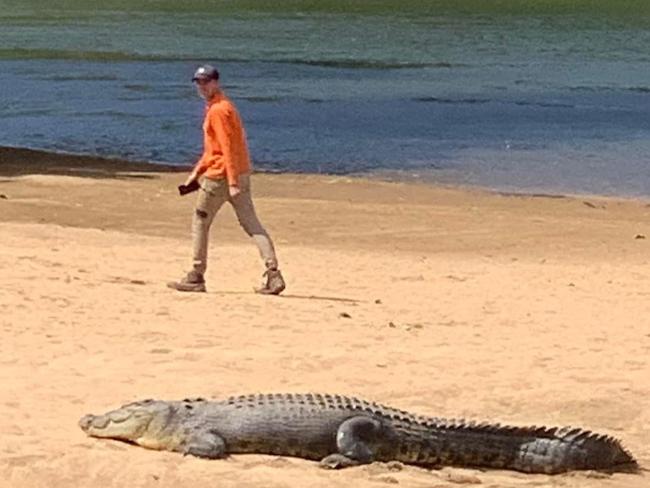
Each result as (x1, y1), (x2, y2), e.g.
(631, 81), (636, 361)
(192, 174), (278, 275)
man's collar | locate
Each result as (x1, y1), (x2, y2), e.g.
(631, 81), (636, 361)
(206, 92), (225, 106)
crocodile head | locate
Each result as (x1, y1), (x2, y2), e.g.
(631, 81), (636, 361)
(79, 399), (177, 450)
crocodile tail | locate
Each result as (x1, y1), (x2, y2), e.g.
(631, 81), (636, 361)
(514, 426), (639, 474)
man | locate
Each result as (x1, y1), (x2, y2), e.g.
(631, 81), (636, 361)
(168, 64), (285, 295)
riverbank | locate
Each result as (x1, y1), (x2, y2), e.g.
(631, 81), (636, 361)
(1, 150), (648, 487)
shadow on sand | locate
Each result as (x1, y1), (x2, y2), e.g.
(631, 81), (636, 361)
(213, 290), (363, 304)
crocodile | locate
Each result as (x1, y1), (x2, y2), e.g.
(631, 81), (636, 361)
(79, 393), (638, 474)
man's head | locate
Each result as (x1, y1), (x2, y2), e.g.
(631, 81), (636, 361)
(192, 64), (220, 100)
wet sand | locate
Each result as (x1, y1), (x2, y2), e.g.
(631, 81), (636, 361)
(1, 149), (649, 487)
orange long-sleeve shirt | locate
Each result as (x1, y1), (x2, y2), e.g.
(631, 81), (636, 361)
(193, 93), (251, 186)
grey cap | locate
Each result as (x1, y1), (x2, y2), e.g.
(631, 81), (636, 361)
(192, 64), (219, 82)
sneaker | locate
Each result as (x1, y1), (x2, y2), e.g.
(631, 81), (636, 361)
(167, 270), (206, 292)
(255, 268), (285, 295)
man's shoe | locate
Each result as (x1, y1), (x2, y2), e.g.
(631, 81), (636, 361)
(167, 271), (206, 292)
(255, 268), (285, 295)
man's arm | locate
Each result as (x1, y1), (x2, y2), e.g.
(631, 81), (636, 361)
(213, 106), (242, 196)
(186, 108), (217, 186)
(185, 166), (202, 186)
(187, 142), (212, 185)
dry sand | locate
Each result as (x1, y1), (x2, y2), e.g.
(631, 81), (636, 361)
(1, 149), (649, 487)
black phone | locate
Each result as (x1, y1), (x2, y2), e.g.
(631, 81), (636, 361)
(178, 180), (200, 196)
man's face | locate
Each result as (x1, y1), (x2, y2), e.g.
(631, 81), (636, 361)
(195, 78), (218, 100)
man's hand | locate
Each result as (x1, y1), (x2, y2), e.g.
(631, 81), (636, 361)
(228, 185), (241, 198)
(184, 173), (198, 187)
(177, 170), (201, 196)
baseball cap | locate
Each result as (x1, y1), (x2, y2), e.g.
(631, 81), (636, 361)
(192, 64), (219, 82)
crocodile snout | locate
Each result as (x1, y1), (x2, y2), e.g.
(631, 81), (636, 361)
(78, 414), (95, 432)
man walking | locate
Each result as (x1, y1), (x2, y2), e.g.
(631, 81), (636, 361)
(168, 65), (285, 295)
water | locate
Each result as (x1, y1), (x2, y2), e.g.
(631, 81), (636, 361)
(1, 0), (649, 196)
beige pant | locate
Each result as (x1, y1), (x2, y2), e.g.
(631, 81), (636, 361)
(192, 174), (278, 275)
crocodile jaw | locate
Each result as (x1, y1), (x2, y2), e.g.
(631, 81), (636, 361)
(79, 408), (153, 441)
(79, 400), (182, 451)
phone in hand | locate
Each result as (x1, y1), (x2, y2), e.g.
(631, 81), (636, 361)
(178, 180), (200, 196)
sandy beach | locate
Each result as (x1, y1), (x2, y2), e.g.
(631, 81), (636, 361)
(1, 149), (649, 487)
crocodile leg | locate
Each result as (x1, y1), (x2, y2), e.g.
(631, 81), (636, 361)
(182, 428), (227, 459)
(320, 416), (382, 469)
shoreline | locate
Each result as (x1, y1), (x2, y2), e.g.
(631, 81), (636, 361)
(2, 145), (648, 204)
(2, 144), (648, 260)
(2, 148), (649, 260)
(0, 145), (185, 177)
